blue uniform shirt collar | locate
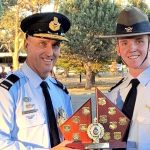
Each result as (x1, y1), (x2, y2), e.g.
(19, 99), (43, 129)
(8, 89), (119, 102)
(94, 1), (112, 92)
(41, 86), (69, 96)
(21, 62), (49, 88)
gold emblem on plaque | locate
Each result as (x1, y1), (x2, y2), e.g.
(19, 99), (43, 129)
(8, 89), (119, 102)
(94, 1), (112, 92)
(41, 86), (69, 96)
(114, 132), (122, 140)
(82, 107), (90, 115)
(64, 125), (71, 132)
(49, 17), (61, 31)
(99, 115), (107, 124)
(108, 107), (116, 115)
(103, 132), (111, 141)
(72, 116), (80, 124)
(109, 122), (117, 130)
(98, 97), (106, 106)
(73, 133), (80, 141)
(80, 124), (87, 132)
(119, 117), (127, 125)
(87, 118), (105, 143)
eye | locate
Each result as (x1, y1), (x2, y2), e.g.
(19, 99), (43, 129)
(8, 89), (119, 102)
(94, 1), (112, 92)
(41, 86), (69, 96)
(119, 41), (128, 46)
(136, 39), (144, 44)
(52, 42), (60, 49)
(39, 41), (47, 48)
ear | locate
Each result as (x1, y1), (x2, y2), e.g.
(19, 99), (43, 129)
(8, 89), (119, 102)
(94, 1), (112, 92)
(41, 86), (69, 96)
(24, 39), (28, 52)
(116, 44), (120, 56)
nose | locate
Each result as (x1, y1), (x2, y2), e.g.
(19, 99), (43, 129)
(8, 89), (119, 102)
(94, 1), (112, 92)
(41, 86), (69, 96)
(128, 41), (137, 52)
(45, 44), (54, 56)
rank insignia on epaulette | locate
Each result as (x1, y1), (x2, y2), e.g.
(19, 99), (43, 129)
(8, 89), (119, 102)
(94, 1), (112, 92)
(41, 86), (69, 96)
(54, 79), (69, 94)
(0, 74), (19, 90)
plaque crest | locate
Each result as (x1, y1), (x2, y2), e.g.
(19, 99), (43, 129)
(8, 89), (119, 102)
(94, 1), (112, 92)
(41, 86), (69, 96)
(87, 118), (105, 143)
(72, 116), (80, 124)
(82, 107), (90, 115)
(119, 117), (127, 125)
(80, 124), (87, 132)
(73, 133), (80, 141)
(109, 121), (117, 130)
(108, 107), (116, 115)
(103, 132), (111, 141)
(114, 132), (122, 140)
(99, 115), (107, 124)
(64, 125), (71, 132)
(98, 97), (106, 106)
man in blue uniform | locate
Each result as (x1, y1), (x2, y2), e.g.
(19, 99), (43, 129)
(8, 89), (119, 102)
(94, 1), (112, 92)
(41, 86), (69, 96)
(0, 12), (76, 150)
(100, 7), (150, 150)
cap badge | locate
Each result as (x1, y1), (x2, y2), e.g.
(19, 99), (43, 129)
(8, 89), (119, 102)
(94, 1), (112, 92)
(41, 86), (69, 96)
(125, 27), (133, 33)
(49, 17), (61, 31)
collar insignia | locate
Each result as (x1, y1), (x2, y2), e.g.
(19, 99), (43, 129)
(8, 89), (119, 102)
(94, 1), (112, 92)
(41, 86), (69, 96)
(125, 27), (133, 33)
(49, 17), (61, 31)
(145, 104), (150, 111)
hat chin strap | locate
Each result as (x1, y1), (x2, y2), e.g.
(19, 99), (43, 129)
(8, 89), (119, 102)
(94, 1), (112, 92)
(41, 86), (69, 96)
(119, 41), (150, 68)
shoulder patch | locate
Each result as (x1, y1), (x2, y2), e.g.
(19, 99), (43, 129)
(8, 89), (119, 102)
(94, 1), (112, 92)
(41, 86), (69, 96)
(0, 74), (19, 90)
(54, 79), (69, 94)
(108, 77), (124, 92)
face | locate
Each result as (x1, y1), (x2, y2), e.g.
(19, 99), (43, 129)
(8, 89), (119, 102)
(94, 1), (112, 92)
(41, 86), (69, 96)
(25, 36), (61, 79)
(117, 35), (150, 69)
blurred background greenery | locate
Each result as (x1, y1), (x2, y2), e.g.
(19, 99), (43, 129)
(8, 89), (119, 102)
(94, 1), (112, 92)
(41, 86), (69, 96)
(0, 0), (149, 89)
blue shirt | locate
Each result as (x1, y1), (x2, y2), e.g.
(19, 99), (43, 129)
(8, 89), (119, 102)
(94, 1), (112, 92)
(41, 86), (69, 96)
(0, 62), (73, 150)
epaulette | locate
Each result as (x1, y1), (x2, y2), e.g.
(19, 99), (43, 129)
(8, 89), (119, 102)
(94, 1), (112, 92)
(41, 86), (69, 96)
(54, 79), (69, 94)
(0, 74), (19, 91)
(108, 77), (125, 92)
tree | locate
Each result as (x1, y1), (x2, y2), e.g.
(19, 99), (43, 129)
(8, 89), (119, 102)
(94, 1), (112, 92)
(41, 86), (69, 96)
(0, 0), (50, 70)
(59, 0), (120, 89)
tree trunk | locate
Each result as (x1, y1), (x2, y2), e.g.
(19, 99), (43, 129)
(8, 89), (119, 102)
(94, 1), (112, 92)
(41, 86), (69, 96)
(13, 52), (19, 70)
(84, 62), (93, 89)
(63, 69), (69, 78)
(13, 5), (19, 70)
(91, 71), (95, 84)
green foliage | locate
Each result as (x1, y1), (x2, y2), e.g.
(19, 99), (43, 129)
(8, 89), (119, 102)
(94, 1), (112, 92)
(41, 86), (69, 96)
(59, 0), (120, 72)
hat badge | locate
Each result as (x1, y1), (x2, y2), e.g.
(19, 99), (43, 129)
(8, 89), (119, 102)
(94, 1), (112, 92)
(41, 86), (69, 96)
(49, 17), (61, 31)
(125, 27), (133, 33)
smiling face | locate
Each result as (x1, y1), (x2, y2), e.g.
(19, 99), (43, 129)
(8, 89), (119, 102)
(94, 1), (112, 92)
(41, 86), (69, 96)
(25, 36), (61, 79)
(117, 35), (150, 71)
